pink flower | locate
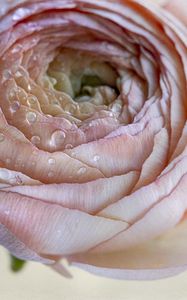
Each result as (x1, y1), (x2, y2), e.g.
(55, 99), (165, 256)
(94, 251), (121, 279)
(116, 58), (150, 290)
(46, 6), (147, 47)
(0, 0), (187, 280)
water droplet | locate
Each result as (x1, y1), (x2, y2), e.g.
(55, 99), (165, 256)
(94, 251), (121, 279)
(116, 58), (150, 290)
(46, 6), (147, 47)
(77, 167), (87, 175)
(65, 143), (73, 150)
(0, 169), (9, 180)
(2, 69), (11, 81)
(10, 101), (20, 113)
(50, 77), (57, 85)
(27, 96), (37, 106)
(106, 44), (116, 51)
(32, 150), (38, 156)
(9, 90), (15, 98)
(48, 158), (56, 165)
(48, 171), (54, 178)
(93, 155), (100, 162)
(70, 123), (77, 131)
(31, 161), (36, 166)
(0, 133), (5, 142)
(27, 84), (32, 91)
(33, 55), (37, 61)
(110, 103), (122, 114)
(12, 8), (30, 21)
(26, 111), (37, 123)
(15, 70), (22, 78)
(64, 104), (77, 115)
(4, 210), (10, 216)
(71, 151), (76, 157)
(31, 135), (41, 145)
(5, 158), (11, 164)
(50, 130), (66, 148)
(9, 178), (17, 185)
(12, 44), (22, 54)
(108, 112), (114, 117)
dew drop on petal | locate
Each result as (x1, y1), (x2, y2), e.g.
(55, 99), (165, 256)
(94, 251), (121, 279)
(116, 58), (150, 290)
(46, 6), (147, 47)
(26, 111), (37, 123)
(65, 143), (73, 150)
(108, 112), (114, 117)
(77, 167), (87, 175)
(32, 150), (38, 156)
(2, 69), (11, 81)
(9, 90), (15, 98)
(27, 84), (32, 91)
(4, 210), (10, 216)
(48, 158), (56, 165)
(64, 103), (77, 115)
(48, 171), (54, 178)
(5, 158), (11, 164)
(10, 101), (20, 113)
(31, 135), (41, 145)
(27, 96), (37, 106)
(50, 130), (66, 148)
(50, 77), (57, 85)
(93, 155), (100, 162)
(0, 169), (9, 180)
(0, 133), (5, 142)
(110, 103), (122, 114)
(33, 55), (38, 61)
(15, 71), (22, 78)
(12, 8), (30, 21)
(9, 178), (17, 185)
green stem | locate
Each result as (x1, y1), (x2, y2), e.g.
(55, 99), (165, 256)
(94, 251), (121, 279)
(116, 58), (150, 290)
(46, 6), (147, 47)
(10, 255), (26, 272)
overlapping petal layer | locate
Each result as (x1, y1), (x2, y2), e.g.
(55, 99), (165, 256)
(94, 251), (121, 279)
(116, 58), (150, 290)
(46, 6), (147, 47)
(0, 0), (187, 280)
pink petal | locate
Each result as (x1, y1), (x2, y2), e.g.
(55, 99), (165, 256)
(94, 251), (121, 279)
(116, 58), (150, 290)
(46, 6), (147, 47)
(3, 171), (139, 214)
(99, 154), (187, 223)
(0, 223), (53, 264)
(65, 117), (163, 177)
(94, 173), (187, 253)
(70, 220), (187, 280)
(0, 191), (128, 255)
(164, 0), (187, 26)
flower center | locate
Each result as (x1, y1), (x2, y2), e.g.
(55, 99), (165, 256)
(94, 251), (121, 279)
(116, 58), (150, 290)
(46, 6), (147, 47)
(46, 49), (119, 107)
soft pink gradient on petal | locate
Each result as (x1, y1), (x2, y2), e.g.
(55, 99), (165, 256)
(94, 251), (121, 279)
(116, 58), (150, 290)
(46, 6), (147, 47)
(0, 0), (186, 280)
(70, 220), (187, 280)
(164, 0), (187, 26)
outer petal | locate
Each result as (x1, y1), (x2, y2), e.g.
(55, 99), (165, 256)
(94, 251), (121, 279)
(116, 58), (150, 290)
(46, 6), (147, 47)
(164, 0), (187, 26)
(70, 220), (187, 280)
(0, 191), (128, 255)
(0, 224), (53, 264)
(3, 171), (139, 214)
(93, 173), (187, 253)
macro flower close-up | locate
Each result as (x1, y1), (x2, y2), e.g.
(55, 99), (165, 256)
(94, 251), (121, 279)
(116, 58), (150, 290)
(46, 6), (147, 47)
(0, 0), (187, 284)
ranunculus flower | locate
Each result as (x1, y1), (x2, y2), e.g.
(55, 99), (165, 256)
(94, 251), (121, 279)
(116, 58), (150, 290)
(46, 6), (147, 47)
(0, 0), (187, 280)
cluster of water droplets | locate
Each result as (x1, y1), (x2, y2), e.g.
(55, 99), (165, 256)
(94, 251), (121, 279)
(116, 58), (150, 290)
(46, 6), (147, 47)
(0, 18), (129, 186)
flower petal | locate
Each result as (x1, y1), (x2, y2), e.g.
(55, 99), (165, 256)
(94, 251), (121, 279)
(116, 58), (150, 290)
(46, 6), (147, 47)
(3, 171), (139, 214)
(0, 190), (128, 255)
(70, 219), (187, 280)
(164, 0), (187, 26)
